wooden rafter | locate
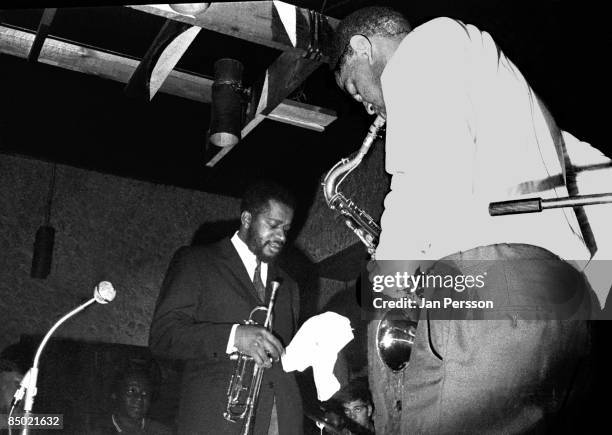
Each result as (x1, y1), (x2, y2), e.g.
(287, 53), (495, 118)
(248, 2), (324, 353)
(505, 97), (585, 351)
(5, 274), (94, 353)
(0, 25), (336, 132)
(128, 2), (339, 61)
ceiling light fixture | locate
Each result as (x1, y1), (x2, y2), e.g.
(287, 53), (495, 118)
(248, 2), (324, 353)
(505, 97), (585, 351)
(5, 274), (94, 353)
(208, 58), (245, 148)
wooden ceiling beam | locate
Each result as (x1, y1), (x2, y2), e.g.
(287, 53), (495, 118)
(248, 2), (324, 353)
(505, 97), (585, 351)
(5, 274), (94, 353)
(128, 2), (339, 63)
(0, 25), (335, 133)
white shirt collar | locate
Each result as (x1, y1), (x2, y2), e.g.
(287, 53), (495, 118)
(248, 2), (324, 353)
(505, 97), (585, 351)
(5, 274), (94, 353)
(230, 232), (268, 284)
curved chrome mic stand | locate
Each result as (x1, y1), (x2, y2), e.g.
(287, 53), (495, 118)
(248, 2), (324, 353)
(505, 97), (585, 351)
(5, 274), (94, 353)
(10, 282), (115, 435)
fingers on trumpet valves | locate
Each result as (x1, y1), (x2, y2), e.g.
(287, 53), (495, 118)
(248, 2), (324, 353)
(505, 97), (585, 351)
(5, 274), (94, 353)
(249, 340), (271, 368)
(255, 340), (282, 367)
(260, 330), (284, 359)
(236, 325), (284, 367)
(265, 350), (277, 365)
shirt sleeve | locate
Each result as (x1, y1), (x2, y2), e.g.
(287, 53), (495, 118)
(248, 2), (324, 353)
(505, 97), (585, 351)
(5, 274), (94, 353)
(376, 18), (477, 262)
(226, 323), (239, 354)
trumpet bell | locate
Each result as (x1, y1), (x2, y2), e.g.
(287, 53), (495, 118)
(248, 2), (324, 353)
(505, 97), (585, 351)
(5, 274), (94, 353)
(376, 308), (419, 371)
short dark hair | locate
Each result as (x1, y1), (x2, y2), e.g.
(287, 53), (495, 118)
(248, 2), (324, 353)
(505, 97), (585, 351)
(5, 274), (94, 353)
(333, 377), (373, 406)
(240, 181), (296, 217)
(111, 366), (153, 396)
(331, 6), (411, 72)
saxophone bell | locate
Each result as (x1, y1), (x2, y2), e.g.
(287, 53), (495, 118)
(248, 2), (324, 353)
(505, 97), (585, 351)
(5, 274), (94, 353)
(376, 307), (418, 371)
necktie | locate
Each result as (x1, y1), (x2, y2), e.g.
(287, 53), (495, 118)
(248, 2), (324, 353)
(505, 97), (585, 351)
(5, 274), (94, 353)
(253, 260), (266, 302)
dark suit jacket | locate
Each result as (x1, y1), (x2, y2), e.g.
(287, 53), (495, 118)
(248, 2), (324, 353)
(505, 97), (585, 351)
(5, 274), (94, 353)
(149, 238), (303, 435)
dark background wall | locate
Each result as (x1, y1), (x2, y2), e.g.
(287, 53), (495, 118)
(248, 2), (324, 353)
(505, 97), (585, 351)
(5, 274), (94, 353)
(0, 153), (239, 351)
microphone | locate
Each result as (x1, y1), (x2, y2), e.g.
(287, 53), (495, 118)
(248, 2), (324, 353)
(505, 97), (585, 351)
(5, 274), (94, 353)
(94, 281), (116, 304)
(11, 281), (115, 434)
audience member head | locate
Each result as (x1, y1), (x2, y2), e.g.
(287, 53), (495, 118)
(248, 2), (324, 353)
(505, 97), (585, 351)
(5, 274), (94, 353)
(110, 367), (154, 429)
(238, 181), (296, 262)
(332, 378), (374, 433)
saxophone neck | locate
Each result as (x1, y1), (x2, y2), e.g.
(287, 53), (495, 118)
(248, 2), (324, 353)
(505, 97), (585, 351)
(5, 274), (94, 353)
(355, 115), (385, 160)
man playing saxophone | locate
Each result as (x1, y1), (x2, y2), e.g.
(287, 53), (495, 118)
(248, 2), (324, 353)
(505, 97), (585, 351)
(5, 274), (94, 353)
(329, 6), (606, 434)
(149, 181), (303, 435)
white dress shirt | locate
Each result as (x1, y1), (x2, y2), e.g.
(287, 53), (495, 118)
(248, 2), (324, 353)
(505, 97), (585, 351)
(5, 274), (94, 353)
(377, 17), (591, 265)
(226, 231), (268, 353)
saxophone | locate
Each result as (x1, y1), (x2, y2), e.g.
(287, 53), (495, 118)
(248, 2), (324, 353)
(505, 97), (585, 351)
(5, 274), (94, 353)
(322, 115), (386, 255)
(322, 115), (417, 373)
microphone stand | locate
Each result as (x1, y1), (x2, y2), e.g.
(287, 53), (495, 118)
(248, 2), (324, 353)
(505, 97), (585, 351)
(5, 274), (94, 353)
(12, 282), (114, 435)
(17, 299), (98, 435)
(489, 192), (612, 216)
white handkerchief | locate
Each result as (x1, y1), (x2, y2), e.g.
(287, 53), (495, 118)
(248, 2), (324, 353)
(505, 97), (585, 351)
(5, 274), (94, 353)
(282, 312), (353, 400)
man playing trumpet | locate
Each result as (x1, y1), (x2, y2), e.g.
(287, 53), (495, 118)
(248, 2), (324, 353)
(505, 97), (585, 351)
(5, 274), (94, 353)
(150, 181), (303, 435)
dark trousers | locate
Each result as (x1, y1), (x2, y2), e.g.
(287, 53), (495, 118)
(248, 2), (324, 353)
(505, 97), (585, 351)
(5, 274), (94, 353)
(400, 244), (595, 434)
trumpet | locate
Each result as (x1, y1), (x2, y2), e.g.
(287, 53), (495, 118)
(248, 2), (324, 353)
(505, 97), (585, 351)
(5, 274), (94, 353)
(224, 280), (281, 434)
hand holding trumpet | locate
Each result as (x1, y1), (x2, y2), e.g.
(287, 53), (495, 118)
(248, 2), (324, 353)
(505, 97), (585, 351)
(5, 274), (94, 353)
(235, 325), (284, 368)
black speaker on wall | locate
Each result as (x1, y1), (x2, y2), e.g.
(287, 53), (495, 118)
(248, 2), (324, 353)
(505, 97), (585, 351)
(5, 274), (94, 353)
(31, 225), (55, 279)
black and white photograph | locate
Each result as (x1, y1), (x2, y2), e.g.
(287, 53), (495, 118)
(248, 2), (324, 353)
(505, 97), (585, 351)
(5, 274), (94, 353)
(1, 1), (611, 434)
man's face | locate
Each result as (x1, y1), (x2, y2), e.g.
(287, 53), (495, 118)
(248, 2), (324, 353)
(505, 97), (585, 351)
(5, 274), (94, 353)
(117, 375), (151, 421)
(343, 399), (372, 428)
(244, 199), (293, 262)
(335, 51), (386, 118)
(0, 370), (23, 410)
